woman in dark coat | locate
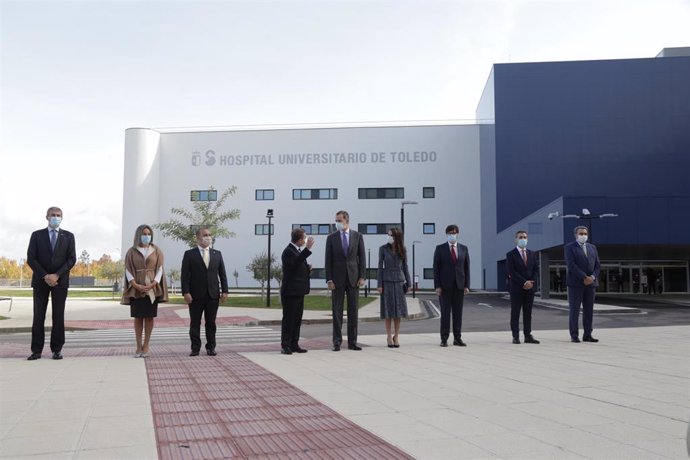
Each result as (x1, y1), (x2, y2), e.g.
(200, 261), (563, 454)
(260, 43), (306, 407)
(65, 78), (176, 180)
(377, 227), (411, 348)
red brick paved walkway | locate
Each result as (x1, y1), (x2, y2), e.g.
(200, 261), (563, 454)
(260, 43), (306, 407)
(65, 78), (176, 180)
(147, 352), (413, 459)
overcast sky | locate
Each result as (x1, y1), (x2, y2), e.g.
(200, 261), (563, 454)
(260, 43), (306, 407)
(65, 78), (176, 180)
(1, 0), (688, 262)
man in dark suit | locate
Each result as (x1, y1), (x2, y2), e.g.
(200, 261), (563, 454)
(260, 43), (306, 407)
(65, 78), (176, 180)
(181, 227), (229, 356)
(325, 210), (366, 351)
(505, 230), (540, 344)
(433, 224), (470, 347)
(280, 228), (314, 355)
(26, 207), (76, 360)
(565, 226), (601, 343)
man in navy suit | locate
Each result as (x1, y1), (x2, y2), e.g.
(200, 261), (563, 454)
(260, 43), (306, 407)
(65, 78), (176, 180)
(505, 230), (540, 344)
(433, 224), (470, 347)
(26, 207), (76, 360)
(280, 228), (314, 355)
(181, 227), (229, 356)
(565, 226), (601, 343)
(325, 210), (366, 351)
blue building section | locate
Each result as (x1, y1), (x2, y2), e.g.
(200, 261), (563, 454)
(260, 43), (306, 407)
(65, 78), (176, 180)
(478, 52), (690, 292)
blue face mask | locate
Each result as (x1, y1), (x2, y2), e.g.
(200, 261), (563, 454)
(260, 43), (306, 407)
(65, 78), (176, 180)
(140, 235), (152, 245)
(49, 216), (62, 228)
(517, 238), (528, 249)
(447, 234), (458, 244)
(335, 222), (345, 231)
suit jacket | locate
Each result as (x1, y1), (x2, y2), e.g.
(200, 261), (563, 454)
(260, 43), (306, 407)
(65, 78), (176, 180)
(564, 240), (600, 287)
(325, 229), (366, 288)
(27, 228), (76, 288)
(505, 247), (538, 293)
(281, 244), (311, 296)
(181, 247), (228, 300)
(433, 242), (470, 290)
(377, 244), (411, 287)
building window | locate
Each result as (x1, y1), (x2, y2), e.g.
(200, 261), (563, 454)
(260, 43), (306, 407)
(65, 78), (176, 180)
(358, 188), (404, 199)
(292, 188), (338, 200)
(423, 268), (434, 279)
(310, 268), (326, 279)
(358, 223), (399, 235)
(254, 224), (274, 235)
(423, 223), (436, 234)
(423, 187), (435, 198)
(292, 224), (334, 235)
(190, 190), (218, 202)
(255, 189), (274, 200)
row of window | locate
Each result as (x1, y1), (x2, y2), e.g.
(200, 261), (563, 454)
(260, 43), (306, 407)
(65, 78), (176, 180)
(306, 268), (435, 280)
(287, 187), (434, 200)
(192, 188), (436, 202)
(255, 223), (437, 235)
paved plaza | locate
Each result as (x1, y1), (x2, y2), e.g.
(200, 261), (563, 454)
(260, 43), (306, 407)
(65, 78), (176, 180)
(1, 297), (689, 459)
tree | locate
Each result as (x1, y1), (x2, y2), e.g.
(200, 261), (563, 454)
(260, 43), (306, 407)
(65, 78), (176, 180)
(155, 186), (241, 248)
(232, 269), (239, 289)
(245, 251), (280, 302)
(77, 250), (91, 286)
(98, 259), (125, 284)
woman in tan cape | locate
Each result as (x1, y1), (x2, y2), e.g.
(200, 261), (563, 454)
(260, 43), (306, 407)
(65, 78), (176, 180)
(121, 224), (168, 357)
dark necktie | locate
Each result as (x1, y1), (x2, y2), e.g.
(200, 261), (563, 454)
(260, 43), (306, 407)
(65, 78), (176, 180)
(50, 230), (57, 251)
(521, 249), (527, 265)
(341, 231), (349, 256)
(451, 245), (457, 264)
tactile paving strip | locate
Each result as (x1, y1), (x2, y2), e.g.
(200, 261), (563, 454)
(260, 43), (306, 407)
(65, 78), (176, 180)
(146, 352), (414, 460)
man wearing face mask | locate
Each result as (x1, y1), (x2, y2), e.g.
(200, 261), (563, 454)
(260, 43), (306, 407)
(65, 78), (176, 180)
(505, 230), (540, 344)
(565, 226), (601, 343)
(280, 228), (315, 355)
(325, 210), (366, 351)
(433, 224), (470, 347)
(26, 207), (76, 360)
(181, 227), (229, 356)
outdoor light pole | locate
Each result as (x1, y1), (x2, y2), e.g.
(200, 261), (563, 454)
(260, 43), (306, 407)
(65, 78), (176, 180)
(19, 258), (24, 288)
(367, 248), (371, 297)
(266, 209), (274, 307)
(411, 241), (421, 298)
(400, 200), (418, 239)
(558, 209), (619, 244)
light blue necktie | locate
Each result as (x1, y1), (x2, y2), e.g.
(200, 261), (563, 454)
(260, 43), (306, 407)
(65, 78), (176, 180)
(50, 230), (57, 251)
(341, 231), (349, 256)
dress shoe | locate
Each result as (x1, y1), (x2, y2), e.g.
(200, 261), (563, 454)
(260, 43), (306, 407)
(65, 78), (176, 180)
(512, 338), (521, 344)
(571, 337), (581, 343)
(524, 336), (540, 344)
(291, 347), (308, 353)
(280, 347), (293, 355)
(189, 350), (200, 356)
(348, 345), (362, 351)
(387, 337), (394, 348)
(453, 339), (467, 347)
(582, 336), (599, 343)
(27, 353), (42, 361)
(393, 335), (400, 348)
(207, 349), (217, 356)
(332, 345), (340, 352)
(52, 351), (63, 360)
(440, 340), (448, 347)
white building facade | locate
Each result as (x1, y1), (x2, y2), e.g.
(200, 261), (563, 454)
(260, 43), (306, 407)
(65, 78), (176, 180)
(122, 123), (482, 289)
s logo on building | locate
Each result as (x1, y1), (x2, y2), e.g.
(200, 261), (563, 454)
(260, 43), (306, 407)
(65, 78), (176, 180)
(191, 151), (201, 166)
(205, 150), (216, 166)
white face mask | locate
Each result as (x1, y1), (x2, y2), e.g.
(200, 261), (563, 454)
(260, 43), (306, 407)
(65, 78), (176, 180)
(387, 236), (394, 245)
(517, 238), (528, 249)
(577, 235), (588, 245)
(48, 216), (62, 228)
(140, 235), (152, 245)
(335, 222), (345, 231)
(201, 236), (212, 246)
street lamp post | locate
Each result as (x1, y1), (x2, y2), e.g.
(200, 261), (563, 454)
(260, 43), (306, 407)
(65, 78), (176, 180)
(366, 248), (371, 297)
(558, 209), (619, 243)
(266, 209), (274, 307)
(400, 200), (418, 240)
(19, 258), (24, 288)
(411, 241), (421, 298)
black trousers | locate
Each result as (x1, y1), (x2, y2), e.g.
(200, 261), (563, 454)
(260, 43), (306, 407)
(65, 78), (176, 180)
(510, 290), (534, 339)
(31, 285), (67, 354)
(439, 284), (464, 341)
(568, 286), (595, 339)
(189, 296), (219, 351)
(332, 283), (359, 346)
(281, 294), (305, 350)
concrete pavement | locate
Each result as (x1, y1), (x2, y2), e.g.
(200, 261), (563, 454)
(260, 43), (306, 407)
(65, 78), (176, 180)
(1, 294), (689, 459)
